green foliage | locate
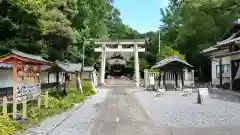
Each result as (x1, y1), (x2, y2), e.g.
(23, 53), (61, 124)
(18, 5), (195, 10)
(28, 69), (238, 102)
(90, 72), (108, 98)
(0, 115), (23, 135)
(27, 88), (85, 124)
(148, 68), (159, 72)
(160, 0), (240, 63)
(82, 80), (96, 96)
(0, 0), (137, 65)
(25, 80), (96, 124)
(157, 46), (185, 61)
(0, 81), (96, 133)
(158, 0), (240, 80)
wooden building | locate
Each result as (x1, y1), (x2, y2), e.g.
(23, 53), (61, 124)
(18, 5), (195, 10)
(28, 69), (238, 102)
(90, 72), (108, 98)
(203, 19), (240, 91)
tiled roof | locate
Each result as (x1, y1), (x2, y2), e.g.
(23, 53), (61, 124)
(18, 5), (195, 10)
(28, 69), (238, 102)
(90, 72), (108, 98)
(215, 36), (240, 47)
(11, 50), (50, 63)
(202, 46), (218, 54)
(152, 56), (193, 69)
(215, 30), (240, 47)
(202, 19), (240, 53)
(55, 61), (82, 72)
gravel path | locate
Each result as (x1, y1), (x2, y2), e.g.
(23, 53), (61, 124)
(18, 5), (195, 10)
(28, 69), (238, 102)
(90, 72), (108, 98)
(23, 89), (109, 135)
(87, 87), (170, 135)
(134, 90), (240, 135)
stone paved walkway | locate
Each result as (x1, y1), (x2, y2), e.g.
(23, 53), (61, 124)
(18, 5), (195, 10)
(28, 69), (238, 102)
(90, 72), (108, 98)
(23, 89), (109, 135)
(87, 87), (170, 135)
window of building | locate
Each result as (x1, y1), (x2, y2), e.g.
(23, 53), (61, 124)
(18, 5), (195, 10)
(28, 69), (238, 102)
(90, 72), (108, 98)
(216, 64), (230, 77)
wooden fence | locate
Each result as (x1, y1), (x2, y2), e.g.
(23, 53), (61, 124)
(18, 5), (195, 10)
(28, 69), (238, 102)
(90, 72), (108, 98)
(144, 69), (195, 90)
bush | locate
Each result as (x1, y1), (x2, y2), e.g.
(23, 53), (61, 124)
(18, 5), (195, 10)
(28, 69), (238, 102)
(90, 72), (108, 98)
(0, 82), (97, 134)
(82, 80), (96, 96)
(27, 88), (85, 124)
(84, 89), (96, 96)
(82, 80), (93, 92)
(0, 115), (23, 135)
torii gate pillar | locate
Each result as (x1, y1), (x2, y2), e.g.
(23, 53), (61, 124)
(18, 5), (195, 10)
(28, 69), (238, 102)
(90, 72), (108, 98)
(134, 43), (140, 87)
(100, 44), (106, 85)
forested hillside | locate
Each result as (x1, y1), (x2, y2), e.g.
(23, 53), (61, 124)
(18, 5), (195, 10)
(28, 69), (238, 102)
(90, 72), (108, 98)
(144, 0), (240, 80)
(1, 0), (240, 80)
(0, 0), (139, 66)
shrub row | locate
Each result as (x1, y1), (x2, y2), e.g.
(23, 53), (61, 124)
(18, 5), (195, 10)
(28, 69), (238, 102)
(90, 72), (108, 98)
(0, 80), (96, 135)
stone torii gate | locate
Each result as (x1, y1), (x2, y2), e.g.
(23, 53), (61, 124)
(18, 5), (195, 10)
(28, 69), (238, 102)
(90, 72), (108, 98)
(94, 39), (145, 87)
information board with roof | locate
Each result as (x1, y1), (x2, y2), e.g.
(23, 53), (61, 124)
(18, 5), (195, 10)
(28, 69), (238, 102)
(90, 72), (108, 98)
(0, 50), (51, 118)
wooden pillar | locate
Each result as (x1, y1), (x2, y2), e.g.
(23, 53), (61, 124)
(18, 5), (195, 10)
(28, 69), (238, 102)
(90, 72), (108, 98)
(44, 91), (49, 108)
(191, 69), (195, 87)
(163, 72), (167, 91)
(76, 72), (79, 89)
(158, 70), (161, 87)
(12, 63), (18, 119)
(63, 73), (67, 95)
(219, 58), (223, 88)
(174, 72), (178, 91)
(2, 96), (7, 116)
(56, 71), (60, 91)
(230, 63), (232, 90)
(47, 72), (50, 83)
(22, 100), (27, 119)
(181, 70), (184, 89)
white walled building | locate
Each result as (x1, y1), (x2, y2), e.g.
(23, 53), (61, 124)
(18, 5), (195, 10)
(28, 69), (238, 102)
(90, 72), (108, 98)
(203, 20), (240, 90)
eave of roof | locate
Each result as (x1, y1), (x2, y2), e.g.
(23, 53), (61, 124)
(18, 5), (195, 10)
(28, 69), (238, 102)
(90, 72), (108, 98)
(152, 56), (193, 69)
(215, 36), (240, 48)
(11, 49), (51, 64)
(202, 46), (218, 54)
(0, 50), (51, 65)
(55, 61), (82, 72)
(212, 50), (240, 58)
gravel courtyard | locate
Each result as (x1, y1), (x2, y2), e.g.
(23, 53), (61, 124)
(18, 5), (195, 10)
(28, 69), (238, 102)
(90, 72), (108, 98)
(134, 90), (240, 134)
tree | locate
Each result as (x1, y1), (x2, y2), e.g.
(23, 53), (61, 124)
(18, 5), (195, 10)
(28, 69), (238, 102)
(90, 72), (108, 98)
(0, 0), (135, 65)
(158, 0), (240, 80)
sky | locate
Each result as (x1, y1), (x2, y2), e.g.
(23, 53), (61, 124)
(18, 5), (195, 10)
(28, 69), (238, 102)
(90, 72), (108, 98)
(113, 0), (169, 33)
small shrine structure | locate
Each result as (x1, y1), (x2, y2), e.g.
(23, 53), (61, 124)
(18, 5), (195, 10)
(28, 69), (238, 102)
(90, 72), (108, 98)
(0, 50), (51, 119)
(152, 56), (193, 90)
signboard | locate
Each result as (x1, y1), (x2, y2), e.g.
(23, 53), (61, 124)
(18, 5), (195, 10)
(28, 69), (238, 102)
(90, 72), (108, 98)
(198, 88), (209, 96)
(17, 65), (41, 102)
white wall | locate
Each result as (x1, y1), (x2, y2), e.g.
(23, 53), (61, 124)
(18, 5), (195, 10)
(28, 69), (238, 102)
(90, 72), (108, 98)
(211, 56), (231, 85)
(40, 72), (49, 84)
(41, 72), (65, 84)
(210, 48), (240, 86)
(82, 72), (91, 80)
(231, 54), (240, 61)
(0, 69), (13, 87)
(211, 49), (230, 85)
(0, 70), (65, 88)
